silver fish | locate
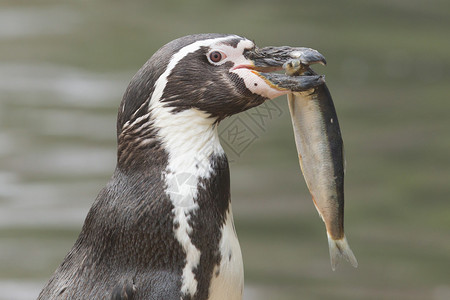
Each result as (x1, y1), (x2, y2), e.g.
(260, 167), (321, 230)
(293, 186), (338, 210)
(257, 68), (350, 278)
(284, 59), (357, 270)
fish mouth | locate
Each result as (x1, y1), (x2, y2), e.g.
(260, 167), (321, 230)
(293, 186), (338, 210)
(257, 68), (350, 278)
(243, 46), (327, 92)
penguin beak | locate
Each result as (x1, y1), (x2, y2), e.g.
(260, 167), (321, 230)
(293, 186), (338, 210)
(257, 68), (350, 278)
(245, 46), (327, 92)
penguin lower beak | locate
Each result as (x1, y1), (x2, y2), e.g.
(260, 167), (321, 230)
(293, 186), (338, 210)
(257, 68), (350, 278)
(245, 46), (327, 92)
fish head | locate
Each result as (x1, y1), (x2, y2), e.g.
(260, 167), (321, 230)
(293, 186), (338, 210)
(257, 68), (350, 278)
(240, 45), (327, 94)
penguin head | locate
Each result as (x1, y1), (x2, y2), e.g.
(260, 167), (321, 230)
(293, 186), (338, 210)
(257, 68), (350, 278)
(117, 34), (325, 129)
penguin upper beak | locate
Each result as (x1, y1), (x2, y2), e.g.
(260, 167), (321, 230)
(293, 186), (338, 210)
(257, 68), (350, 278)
(244, 46), (327, 92)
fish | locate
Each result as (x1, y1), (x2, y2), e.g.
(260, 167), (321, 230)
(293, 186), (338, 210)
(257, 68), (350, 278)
(284, 59), (358, 270)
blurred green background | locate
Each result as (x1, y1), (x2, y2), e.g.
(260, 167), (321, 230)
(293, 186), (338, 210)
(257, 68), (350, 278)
(0, 0), (449, 299)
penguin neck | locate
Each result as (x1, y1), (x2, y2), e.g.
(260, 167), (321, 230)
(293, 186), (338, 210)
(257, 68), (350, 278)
(117, 107), (229, 207)
(118, 107), (223, 165)
(155, 108), (224, 179)
(154, 108), (226, 209)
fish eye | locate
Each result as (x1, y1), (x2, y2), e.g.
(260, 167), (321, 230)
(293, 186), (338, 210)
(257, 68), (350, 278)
(208, 51), (227, 64)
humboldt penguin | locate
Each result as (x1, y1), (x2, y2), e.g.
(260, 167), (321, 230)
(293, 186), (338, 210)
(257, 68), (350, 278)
(38, 33), (325, 300)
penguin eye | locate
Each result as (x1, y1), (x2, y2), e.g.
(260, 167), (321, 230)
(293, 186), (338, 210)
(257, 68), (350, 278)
(208, 51), (227, 64)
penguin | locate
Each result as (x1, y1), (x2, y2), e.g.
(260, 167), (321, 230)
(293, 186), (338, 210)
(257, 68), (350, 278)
(38, 33), (325, 300)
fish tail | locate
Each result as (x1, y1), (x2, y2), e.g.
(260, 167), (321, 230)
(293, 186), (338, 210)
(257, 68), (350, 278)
(327, 233), (358, 271)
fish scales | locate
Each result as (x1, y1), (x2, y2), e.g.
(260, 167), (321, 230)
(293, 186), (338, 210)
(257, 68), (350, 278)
(285, 60), (357, 270)
(288, 84), (344, 239)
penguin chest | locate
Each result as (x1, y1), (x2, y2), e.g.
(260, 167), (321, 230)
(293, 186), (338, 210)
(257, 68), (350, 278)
(208, 210), (244, 300)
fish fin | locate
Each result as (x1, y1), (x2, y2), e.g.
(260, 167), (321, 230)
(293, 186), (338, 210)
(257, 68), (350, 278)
(327, 233), (358, 271)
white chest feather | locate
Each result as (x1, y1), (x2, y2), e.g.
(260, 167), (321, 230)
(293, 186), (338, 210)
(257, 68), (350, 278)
(208, 208), (244, 300)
